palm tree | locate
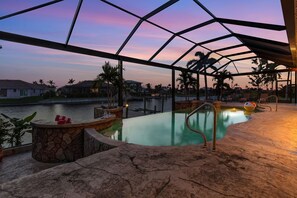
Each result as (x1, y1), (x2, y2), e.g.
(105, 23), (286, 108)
(47, 80), (55, 88)
(176, 70), (196, 100)
(212, 70), (233, 100)
(154, 84), (162, 94)
(187, 52), (217, 100)
(39, 79), (44, 85)
(95, 61), (120, 108)
(167, 84), (172, 93)
(248, 58), (280, 96)
(265, 62), (281, 90)
(146, 83), (152, 94)
(68, 78), (75, 85)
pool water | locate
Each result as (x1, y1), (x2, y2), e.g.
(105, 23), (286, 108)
(102, 108), (251, 146)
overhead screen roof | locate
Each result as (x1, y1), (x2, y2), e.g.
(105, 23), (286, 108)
(0, 0), (295, 76)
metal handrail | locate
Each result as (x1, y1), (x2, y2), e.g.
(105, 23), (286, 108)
(185, 102), (217, 150)
(257, 104), (272, 112)
(258, 95), (278, 112)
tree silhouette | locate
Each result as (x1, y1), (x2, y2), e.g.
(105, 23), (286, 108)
(212, 70), (233, 100)
(68, 78), (75, 85)
(176, 70), (196, 100)
(154, 84), (162, 94)
(187, 52), (217, 100)
(146, 83), (152, 94)
(47, 80), (55, 88)
(248, 58), (280, 96)
(95, 61), (120, 108)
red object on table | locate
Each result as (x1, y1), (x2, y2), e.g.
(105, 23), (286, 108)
(61, 116), (66, 120)
(57, 120), (66, 125)
(55, 115), (60, 121)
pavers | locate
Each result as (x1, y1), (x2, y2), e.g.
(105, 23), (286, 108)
(0, 104), (297, 197)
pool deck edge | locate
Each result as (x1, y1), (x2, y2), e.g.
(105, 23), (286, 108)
(1, 104), (297, 197)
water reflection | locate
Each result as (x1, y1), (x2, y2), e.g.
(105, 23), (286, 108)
(0, 99), (172, 122)
(105, 109), (250, 146)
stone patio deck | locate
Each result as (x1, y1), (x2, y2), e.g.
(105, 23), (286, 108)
(1, 104), (297, 197)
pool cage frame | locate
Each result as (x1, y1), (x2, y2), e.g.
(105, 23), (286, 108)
(0, 0), (297, 108)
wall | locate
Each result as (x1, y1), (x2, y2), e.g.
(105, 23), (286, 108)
(2, 88), (44, 98)
(32, 116), (116, 163)
(84, 128), (125, 157)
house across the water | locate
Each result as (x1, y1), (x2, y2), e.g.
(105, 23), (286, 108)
(59, 80), (101, 97)
(0, 79), (51, 98)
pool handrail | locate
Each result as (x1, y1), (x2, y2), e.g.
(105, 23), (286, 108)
(257, 95), (278, 112)
(257, 104), (272, 112)
(185, 102), (217, 151)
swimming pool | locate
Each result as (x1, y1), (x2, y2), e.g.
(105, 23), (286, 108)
(102, 108), (251, 146)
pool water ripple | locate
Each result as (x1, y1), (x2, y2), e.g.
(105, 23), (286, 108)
(102, 109), (251, 146)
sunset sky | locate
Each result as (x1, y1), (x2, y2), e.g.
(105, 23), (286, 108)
(0, 0), (291, 88)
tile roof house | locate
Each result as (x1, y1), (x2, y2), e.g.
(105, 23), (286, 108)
(59, 80), (143, 97)
(0, 80), (51, 98)
(59, 80), (102, 97)
(125, 80), (142, 91)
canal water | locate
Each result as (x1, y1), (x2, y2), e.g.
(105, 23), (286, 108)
(0, 96), (199, 148)
(0, 97), (177, 122)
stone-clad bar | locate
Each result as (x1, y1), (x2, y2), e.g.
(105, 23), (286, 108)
(31, 116), (116, 163)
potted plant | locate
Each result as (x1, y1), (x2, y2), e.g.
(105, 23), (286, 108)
(1, 112), (36, 147)
(0, 115), (11, 161)
(94, 62), (123, 118)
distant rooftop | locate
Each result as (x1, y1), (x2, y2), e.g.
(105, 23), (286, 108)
(0, 79), (49, 90)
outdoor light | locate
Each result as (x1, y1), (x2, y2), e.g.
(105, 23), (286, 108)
(231, 108), (237, 112)
(125, 103), (129, 118)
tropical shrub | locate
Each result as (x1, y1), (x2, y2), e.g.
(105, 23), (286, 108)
(1, 112), (36, 147)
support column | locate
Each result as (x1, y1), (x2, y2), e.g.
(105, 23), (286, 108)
(290, 71), (293, 103)
(204, 73), (208, 101)
(118, 59), (123, 107)
(275, 78), (278, 97)
(295, 71), (297, 104)
(196, 72), (200, 100)
(172, 69), (175, 111)
(286, 71), (290, 100)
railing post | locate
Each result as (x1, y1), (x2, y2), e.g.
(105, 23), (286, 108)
(118, 59), (123, 107)
(172, 69), (176, 111)
(143, 97), (146, 115)
(258, 95), (278, 112)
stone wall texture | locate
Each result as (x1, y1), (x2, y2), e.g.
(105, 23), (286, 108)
(32, 117), (116, 163)
(84, 128), (125, 157)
